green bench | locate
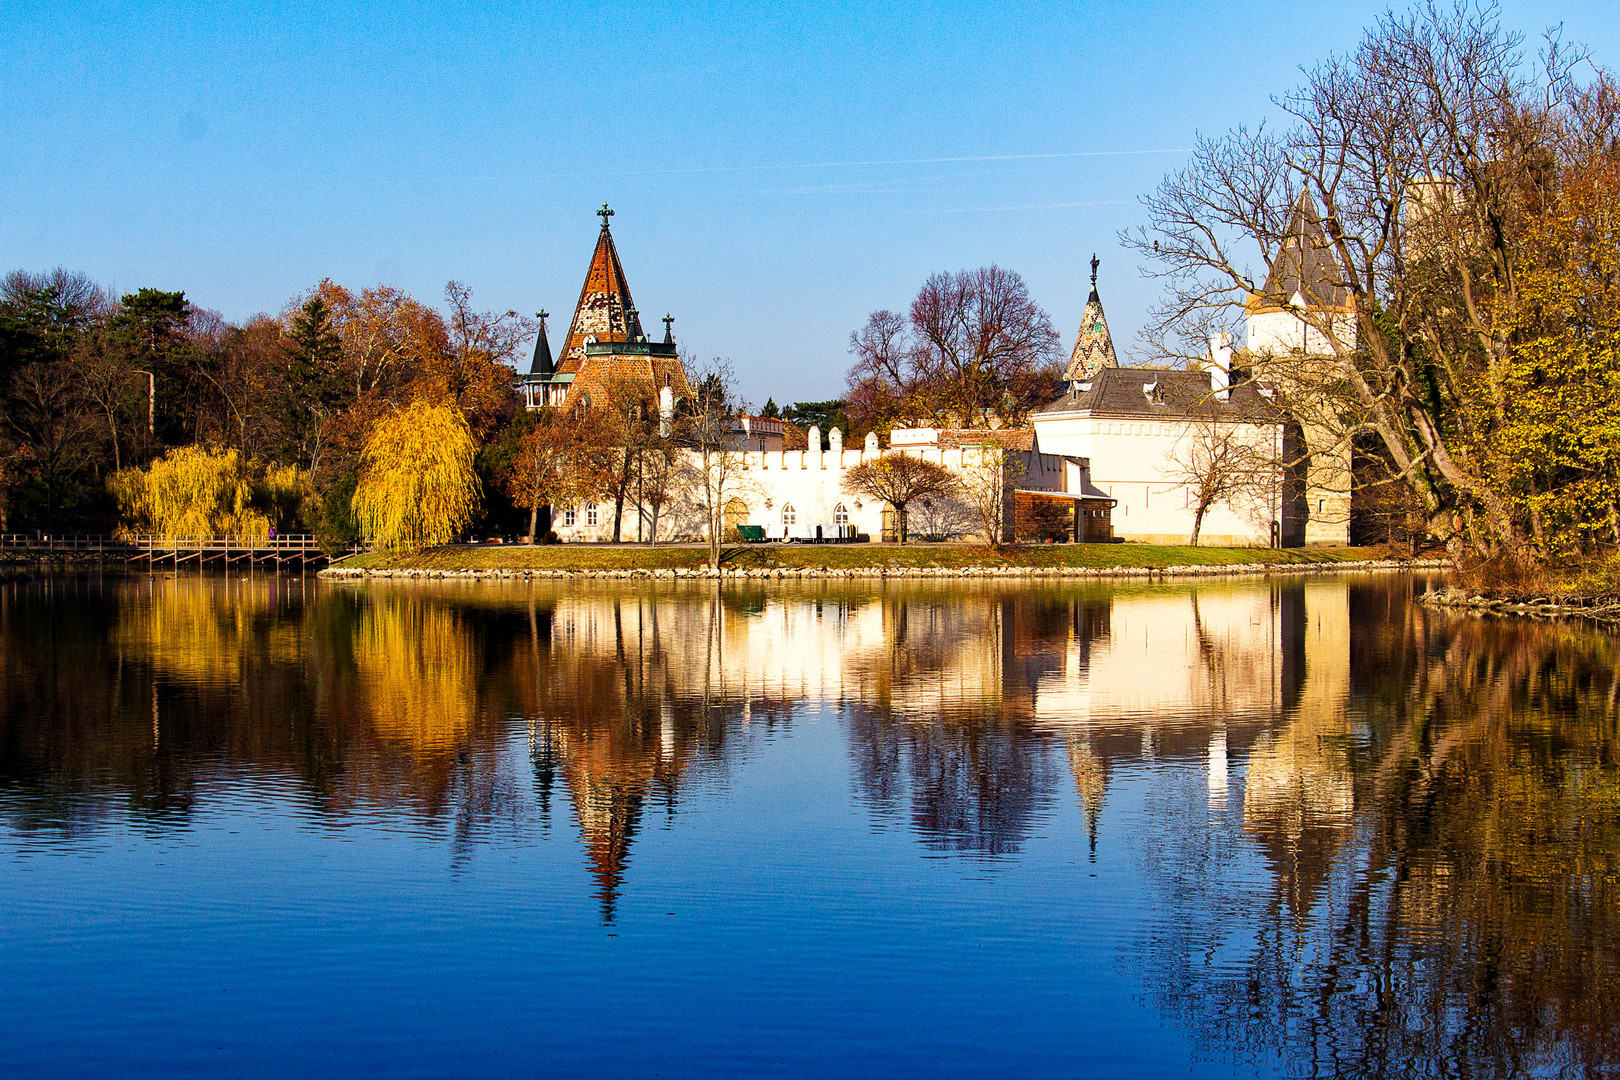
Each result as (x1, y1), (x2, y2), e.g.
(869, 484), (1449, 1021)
(736, 525), (766, 542)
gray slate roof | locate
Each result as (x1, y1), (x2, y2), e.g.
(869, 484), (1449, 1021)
(1259, 191), (1352, 309)
(1038, 366), (1280, 422)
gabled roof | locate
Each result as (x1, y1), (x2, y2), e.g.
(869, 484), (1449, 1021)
(1038, 366), (1279, 421)
(1256, 191), (1352, 310)
(1066, 255), (1118, 381)
(557, 208), (645, 375)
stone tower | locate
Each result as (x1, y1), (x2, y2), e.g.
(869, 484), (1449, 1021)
(520, 205), (689, 413)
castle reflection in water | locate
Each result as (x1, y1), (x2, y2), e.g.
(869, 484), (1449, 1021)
(0, 575), (1385, 918)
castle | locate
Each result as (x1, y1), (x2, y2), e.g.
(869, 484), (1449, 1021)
(522, 205), (1352, 547)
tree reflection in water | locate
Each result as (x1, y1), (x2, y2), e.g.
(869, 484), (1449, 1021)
(2, 574), (1619, 1070)
(1138, 587), (1620, 1077)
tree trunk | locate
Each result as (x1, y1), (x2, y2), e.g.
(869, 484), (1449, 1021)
(1189, 503), (1207, 547)
(896, 503), (908, 544)
(529, 502), (539, 545)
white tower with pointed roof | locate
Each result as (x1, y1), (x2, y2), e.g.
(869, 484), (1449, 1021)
(1243, 190), (1355, 547)
(1246, 191), (1357, 356)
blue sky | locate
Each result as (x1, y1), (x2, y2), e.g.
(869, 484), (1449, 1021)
(4, 0), (1616, 405)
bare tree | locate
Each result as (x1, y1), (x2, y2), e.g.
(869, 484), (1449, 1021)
(847, 266), (1062, 431)
(842, 452), (961, 544)
(1123, 1), (1620, 559)
(1165, 406), (1277, 546)
(674, 359), (752, 569)
(955, 438), (1026, 547)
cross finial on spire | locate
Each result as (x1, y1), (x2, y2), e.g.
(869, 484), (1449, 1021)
(597, 202), (614, 229)
(537, 309), (548, 323)
(1090, 253), (1100, 287)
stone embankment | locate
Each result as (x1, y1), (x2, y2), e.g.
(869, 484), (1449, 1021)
(1420, 586), (1620, 624)
(320, 557), (1446, 583)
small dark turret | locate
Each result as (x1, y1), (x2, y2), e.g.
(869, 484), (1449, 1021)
(662, 313), (674, 346)
(529, 309), (554, 377)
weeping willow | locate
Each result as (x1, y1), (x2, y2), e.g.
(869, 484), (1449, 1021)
(110, 446), (271, 540)
(352, 398), (481, 552)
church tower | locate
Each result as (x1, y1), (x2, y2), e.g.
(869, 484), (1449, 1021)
(520, 205), (689, 412)
(1065, 255), (1118, 383)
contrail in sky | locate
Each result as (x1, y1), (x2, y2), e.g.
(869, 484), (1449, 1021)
(461, 148), (1193, 183)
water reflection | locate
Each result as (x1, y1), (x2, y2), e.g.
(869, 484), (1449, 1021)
(3, 573), (1618, 1073)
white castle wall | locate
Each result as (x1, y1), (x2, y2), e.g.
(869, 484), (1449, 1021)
(553, 435), (1087, 544)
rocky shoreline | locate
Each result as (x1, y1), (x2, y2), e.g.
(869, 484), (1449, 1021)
(319, 556), (1447, 583)
(1419, 586), (1620, 624)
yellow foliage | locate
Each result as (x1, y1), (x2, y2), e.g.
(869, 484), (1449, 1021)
(110, 446), (271, 541)
(260, 462), (320, 532)
(351, 593), (477, 756)
(352, 398), (481, 552)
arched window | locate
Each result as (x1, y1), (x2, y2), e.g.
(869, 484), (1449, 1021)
(781, 503), (796, 526)
(833, 503), (849, 526)
(585, 502), (598, 527)
(563, 508), (575, 527)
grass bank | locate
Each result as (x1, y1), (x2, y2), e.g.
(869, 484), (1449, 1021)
(335, 542), (1403, 574)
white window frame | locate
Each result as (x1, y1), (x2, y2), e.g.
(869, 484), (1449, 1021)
(781, 503), (796, 526)
(563, 508), (575, 527)
(833, 503), (849, 526)
(585, 502), (598, 527)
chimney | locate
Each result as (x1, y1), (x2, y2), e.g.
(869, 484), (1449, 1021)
(1208, 333), (1232, 401)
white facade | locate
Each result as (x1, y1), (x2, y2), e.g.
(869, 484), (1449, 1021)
(552, 429), (1106, 544)
(1031, 404), (1284, 548)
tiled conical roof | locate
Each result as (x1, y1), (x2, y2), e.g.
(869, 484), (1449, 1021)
(557, 204), (640, 374)
(1066, 255), (1117, 381)
(1259, 191), (1351, 310)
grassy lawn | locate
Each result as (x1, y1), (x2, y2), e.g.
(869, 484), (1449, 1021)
(336, 542), (1400, 572)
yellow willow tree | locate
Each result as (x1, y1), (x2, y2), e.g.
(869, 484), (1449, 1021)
(351, 398), (480, 552)
(109, 445), (271, 540)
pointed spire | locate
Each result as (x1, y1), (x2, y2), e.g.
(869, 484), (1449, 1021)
(558, 206), (640, 372)
(662, 313), (674, 345)
(1261, 190), (1351, 309)
(529, 309), (554, 377)
(1066, 255), (1117, 381)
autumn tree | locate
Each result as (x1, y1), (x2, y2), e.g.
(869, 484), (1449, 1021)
(352, 398), (481, 552)
(109, 445), (270, 540)
(1124, 1), (1619, 561)
(847, 266), (1062, 431)
(504, 408), (617, 543)
(841, 452), (961, 544)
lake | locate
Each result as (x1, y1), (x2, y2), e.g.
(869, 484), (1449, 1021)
(1, 573), (1616, 1077)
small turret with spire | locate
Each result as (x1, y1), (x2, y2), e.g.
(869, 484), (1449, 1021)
(529, 309), (554, 378)
(1066, 253), (1118, 382)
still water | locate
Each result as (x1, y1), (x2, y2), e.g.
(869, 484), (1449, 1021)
(1, 573), (1616, 1077)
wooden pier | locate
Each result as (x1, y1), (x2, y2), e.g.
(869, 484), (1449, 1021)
(0, 533), (348, 572)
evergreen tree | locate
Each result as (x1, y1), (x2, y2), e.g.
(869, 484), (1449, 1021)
(761, 396), (779, 418)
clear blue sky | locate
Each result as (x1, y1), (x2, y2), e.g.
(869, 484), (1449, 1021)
(4, 0), (1615, 406)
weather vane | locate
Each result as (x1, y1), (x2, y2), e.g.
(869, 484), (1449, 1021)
(1090, 253), (1100, 287)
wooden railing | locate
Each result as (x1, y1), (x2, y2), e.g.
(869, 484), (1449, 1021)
(0, 533), (362, 568)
